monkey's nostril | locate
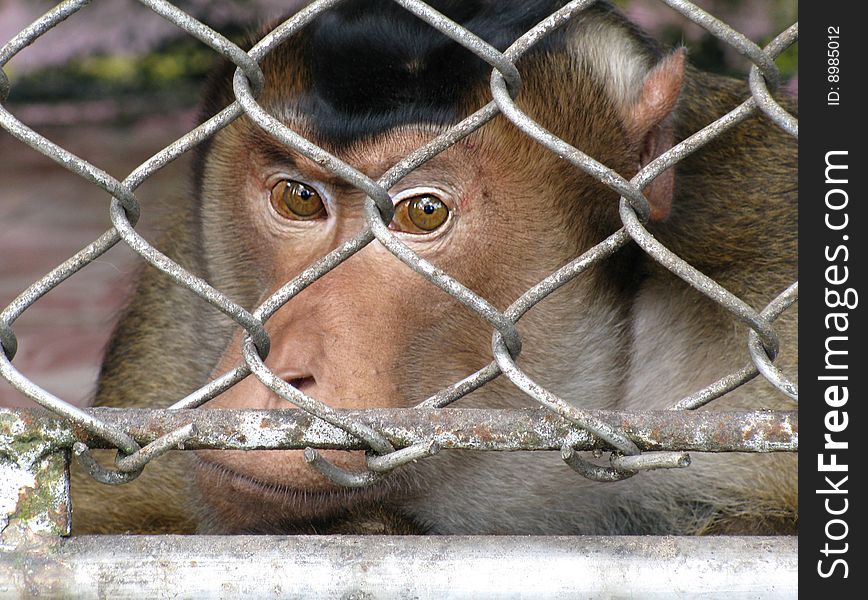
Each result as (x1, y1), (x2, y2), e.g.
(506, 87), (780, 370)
(285, 376), (315, 391)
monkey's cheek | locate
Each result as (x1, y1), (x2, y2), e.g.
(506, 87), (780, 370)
(192, 449), (376, 524)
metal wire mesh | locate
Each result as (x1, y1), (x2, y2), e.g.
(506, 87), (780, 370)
(0, 0), (797, 493)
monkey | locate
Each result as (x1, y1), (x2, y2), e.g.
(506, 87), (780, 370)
(70, 0), (797, 536)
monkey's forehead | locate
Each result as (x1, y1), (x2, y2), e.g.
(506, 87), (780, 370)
(196, 0), (657, 179)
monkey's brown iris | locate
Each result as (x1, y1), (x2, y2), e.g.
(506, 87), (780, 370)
(270, 179), (326, 220)
(393, 195), (450, 233)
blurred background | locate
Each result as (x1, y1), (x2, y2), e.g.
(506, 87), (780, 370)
(0, 0), (797, 408)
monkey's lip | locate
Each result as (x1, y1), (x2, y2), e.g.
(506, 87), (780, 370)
(192, 452), (390, 519)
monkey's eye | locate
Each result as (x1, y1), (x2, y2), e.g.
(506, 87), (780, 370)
(270, 179), (326, 220)
(391, 194), (450, 234)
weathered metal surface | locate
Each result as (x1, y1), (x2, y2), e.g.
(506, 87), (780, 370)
(0, 411), (70, 542)
(0, 535), (797, 599)
(2, 407), (797, 453)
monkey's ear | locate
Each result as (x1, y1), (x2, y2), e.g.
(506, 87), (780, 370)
(626, 49), (685, 221)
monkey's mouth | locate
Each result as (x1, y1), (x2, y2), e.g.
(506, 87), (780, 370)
(192, 372), (402, 531)
(192, 451), (391, 526)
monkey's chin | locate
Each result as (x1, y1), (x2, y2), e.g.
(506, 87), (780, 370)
(191, 451), (396, 533)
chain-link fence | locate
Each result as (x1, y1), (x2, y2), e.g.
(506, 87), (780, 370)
(1, 0), (797, 596)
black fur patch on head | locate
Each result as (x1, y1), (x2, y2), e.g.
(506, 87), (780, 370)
(296, 0), (568, 146)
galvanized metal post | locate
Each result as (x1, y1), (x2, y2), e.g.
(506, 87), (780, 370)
(0, 534), (798, 599)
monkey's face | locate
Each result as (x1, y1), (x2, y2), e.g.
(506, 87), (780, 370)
(189, 115), (618, 530)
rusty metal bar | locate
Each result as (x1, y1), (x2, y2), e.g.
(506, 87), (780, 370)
(2, 407), (797, 453)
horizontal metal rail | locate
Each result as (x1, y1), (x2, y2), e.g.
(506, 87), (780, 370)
(2, 407), (798, 452)
(0, 535), (798, 599)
